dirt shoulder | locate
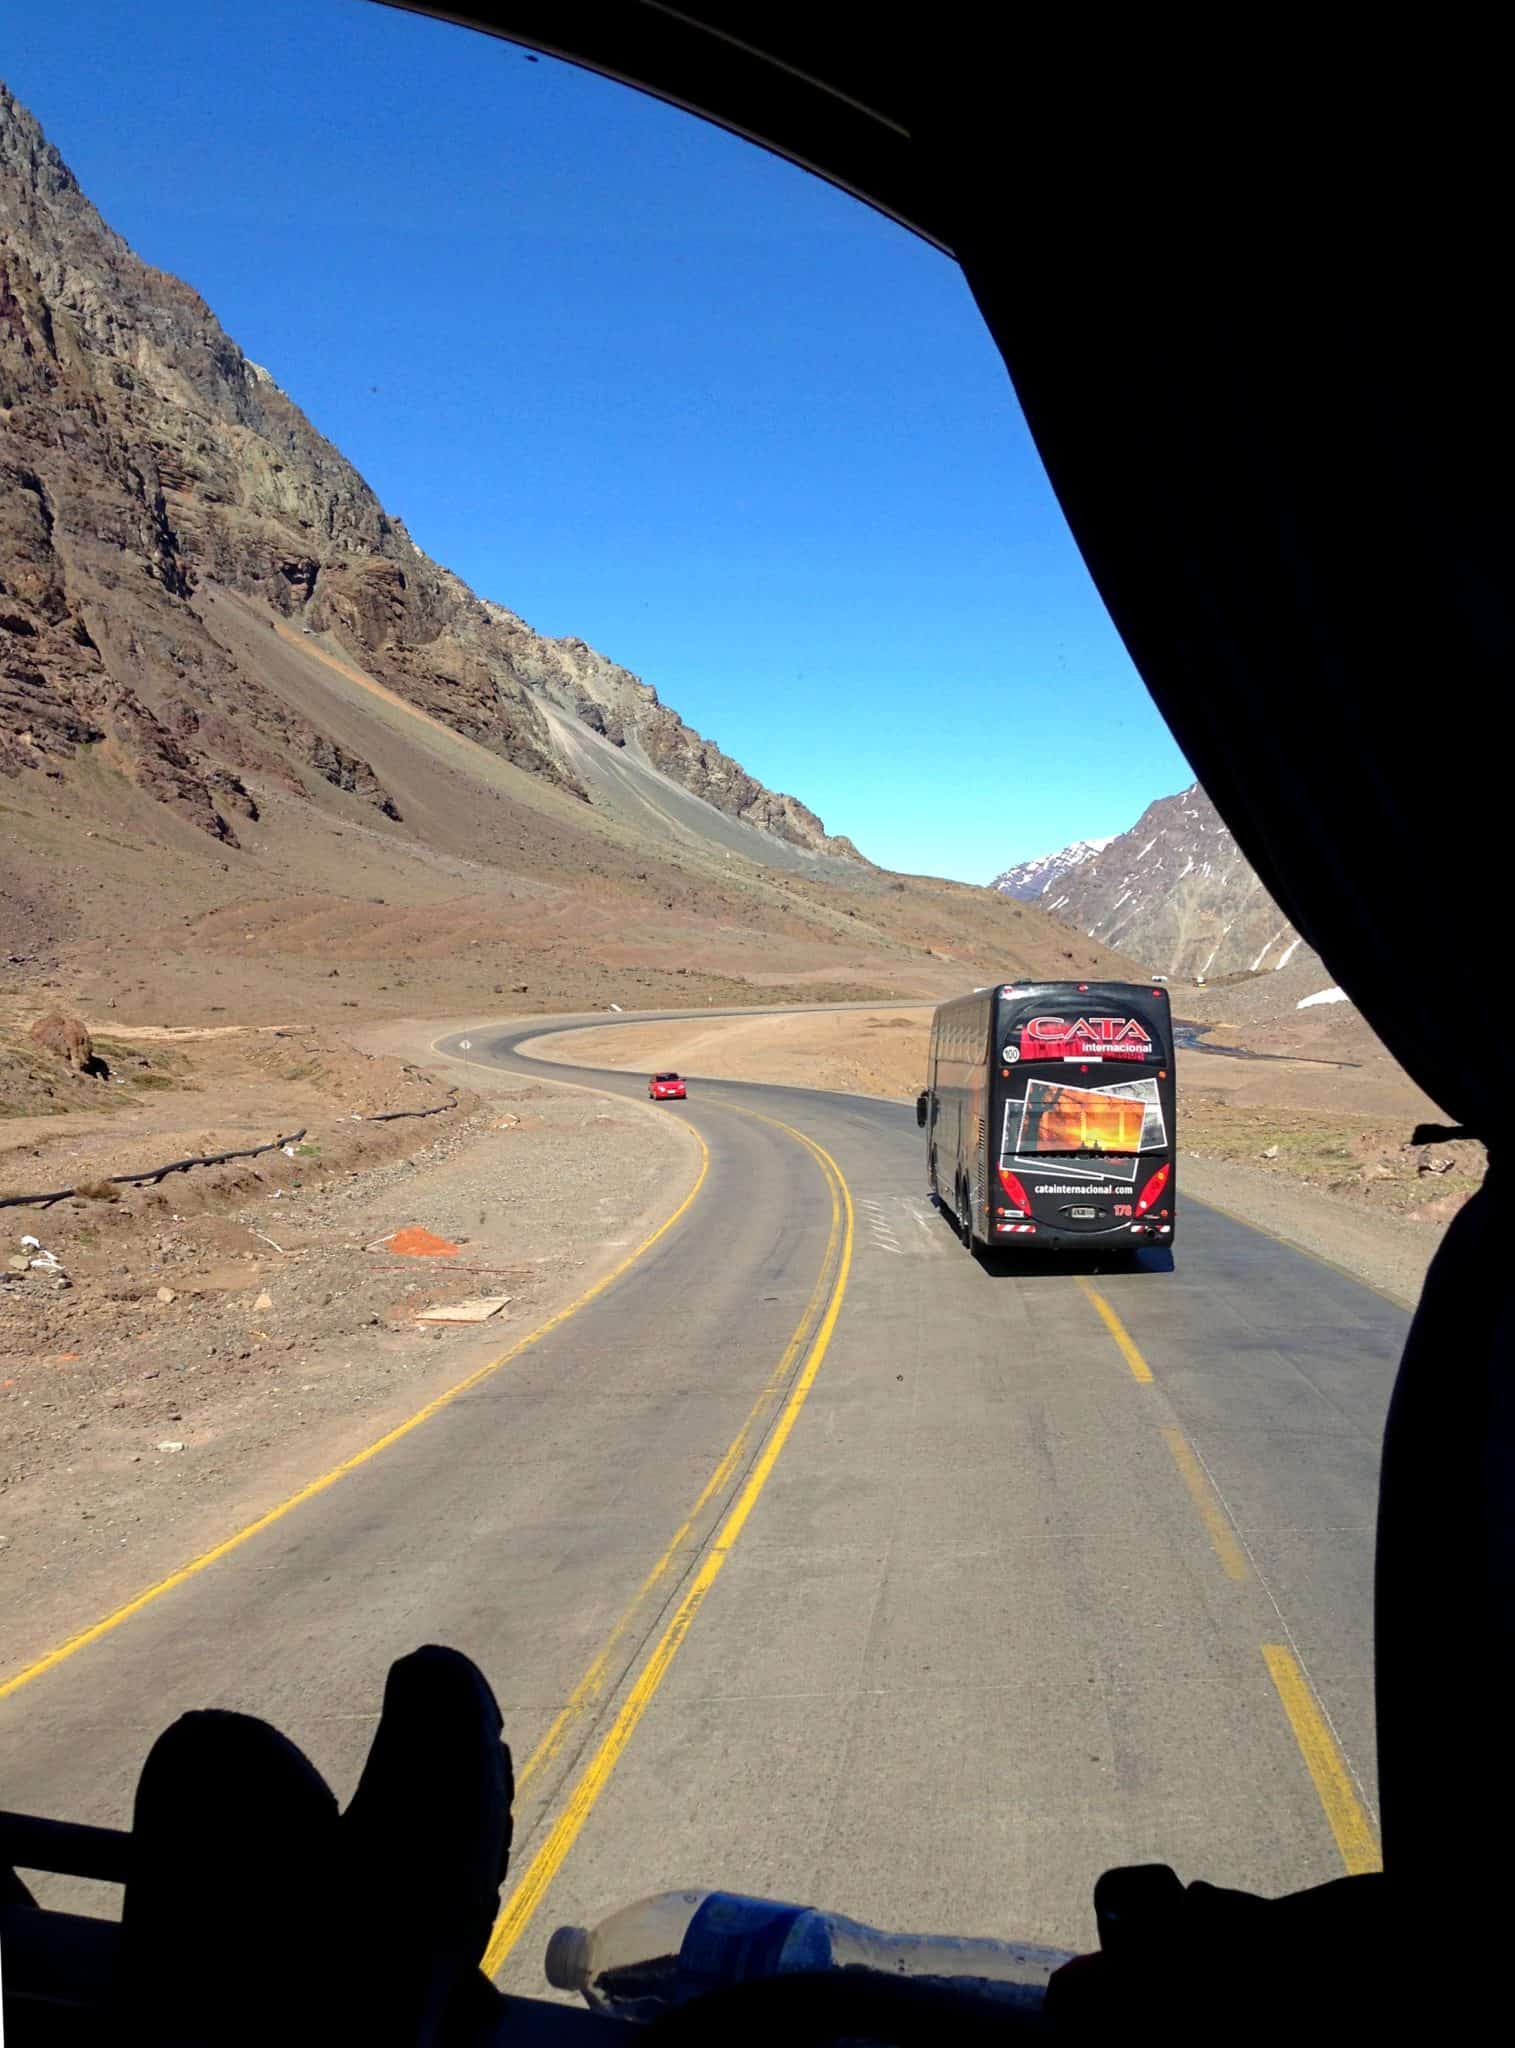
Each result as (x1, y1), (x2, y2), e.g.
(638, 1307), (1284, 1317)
(528, 1005), (1468, 1310)
(1, 1021), (699, 1680)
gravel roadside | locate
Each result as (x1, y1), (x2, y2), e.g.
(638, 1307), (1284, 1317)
(1179, 1152), (1440, 1310)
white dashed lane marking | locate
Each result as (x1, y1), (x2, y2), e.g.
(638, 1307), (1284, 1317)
(860, 1195), (950, 1258)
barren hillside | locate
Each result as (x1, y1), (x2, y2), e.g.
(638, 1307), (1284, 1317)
(1, 78), (1141, 1041)
(995, 786), (1322, 983)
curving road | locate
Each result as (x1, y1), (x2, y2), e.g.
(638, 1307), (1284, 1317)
(2, 1009), (1403, 2003)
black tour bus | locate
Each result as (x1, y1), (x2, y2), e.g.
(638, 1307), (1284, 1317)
(916, 981), (1176, 1252)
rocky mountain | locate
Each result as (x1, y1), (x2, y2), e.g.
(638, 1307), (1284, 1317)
(994, 784), (1321, 981)
(991, 837), (1113, 903)
(0, 80), (856, 860)
(1, 78), (1150, 1036)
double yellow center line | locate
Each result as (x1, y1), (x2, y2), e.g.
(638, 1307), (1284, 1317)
(3, 1094), (857, 1975)
(4, 1076), (856, 1987)
(1075, 1276), (1380, 1877)
(483, 1107), (854, 1975)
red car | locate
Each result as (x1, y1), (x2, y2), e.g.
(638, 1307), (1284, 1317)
(648, 1071), (687, 1101)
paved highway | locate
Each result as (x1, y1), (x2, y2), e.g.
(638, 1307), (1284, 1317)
(1, 1010), (1403, 1998)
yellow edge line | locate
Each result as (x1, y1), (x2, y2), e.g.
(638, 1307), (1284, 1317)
(0, 1127), (711, 1702)
(1161, 1427), (1251, 1583)
(483, 1119), (855, 1978)
(1076, 1277), (1154, 1382)
(1077, 1281), (1250, 1585)
(1070, 1220), (1375, 1873)
(1262, 1644), (1381, 1874)
(514, 1154), (842, 1797)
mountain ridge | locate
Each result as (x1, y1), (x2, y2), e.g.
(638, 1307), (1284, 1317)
(0, 77), (857, 861)
(993, 784), (1321, 981)
(1, 76), (1149, 1035)
(991, 837), (1113, 904)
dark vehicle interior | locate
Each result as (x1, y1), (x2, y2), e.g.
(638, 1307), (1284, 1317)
(2, 5), (1505, 2040)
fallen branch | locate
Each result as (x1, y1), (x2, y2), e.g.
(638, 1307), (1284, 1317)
(2, 1129), (309, 1211)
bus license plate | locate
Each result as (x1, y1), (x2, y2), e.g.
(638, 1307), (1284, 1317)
(1070, 1207), (1097, 1220)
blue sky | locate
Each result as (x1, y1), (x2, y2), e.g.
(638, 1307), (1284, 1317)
(2, 0), (1191, 881)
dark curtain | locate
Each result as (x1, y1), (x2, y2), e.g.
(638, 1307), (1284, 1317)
(932, 62), (1511, 1945)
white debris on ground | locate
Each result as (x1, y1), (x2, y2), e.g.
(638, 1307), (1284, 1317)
(1296, 986), (1349, 1009)
(5, 1235), (69, 1287)
(414, 1294), (511, 1324)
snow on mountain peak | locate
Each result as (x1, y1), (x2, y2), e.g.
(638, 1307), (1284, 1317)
(990, 837), (1114, 900)
(992, 788), (1320, 980)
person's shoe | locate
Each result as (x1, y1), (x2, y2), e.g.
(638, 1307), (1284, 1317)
(339, 1646), (514, 2045)
(117, 1709), (338, 2046)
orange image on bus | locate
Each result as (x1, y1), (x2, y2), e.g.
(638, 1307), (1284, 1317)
(1021, 1080), (1145, 1156)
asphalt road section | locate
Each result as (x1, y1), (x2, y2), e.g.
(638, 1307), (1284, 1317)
(1, 1006), (1402, 1998)
(455, 1019), (1399, 1991)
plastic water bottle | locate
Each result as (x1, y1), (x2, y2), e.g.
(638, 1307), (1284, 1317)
(545, 1889), (1073, 2021)
(545, 1889), (708, 2020)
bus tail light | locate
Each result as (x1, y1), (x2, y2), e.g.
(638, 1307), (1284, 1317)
(998, 1167), (1031, 1212)
(1135, 1163), (1171, 1217)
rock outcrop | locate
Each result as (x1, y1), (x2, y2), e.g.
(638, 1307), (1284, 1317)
(28, 1008), (93, 1071)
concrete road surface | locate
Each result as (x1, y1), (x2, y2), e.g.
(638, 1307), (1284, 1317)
(1, 1010), (1401, 2003)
